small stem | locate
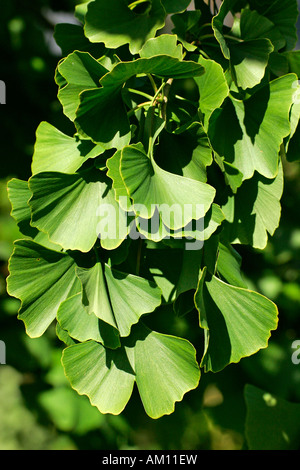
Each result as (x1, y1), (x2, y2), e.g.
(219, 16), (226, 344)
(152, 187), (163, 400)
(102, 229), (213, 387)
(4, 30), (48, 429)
(127, 100), (152, 117)
(147, 74), (158, 93)
(127, 88), (153, 101)
(161, 78), (173, 121)
(175, 94), (197, 106)
(199, 49), (210, 59)
(128, 0), (149, 10)
(151, 81), (165, 106)
(223, 34), (243, 43)
(93, 246), (100, 264)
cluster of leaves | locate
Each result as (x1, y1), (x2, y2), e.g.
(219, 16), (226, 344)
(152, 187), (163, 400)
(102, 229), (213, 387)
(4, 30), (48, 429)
(6, 0), (300, 419)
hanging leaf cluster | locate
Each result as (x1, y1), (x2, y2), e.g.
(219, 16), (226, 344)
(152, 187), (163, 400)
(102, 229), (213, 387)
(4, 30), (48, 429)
(6, 0), (300, 418)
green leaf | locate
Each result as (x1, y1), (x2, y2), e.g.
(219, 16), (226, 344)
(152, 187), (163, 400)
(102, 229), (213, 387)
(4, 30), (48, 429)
(56, 51), (109, 122)
(54, 23), (105, 57)
(229, 38), (273, 90)
(222, 162), (284, 249)
(194, 55), (229, 131)
(28, 170), (131, 253)
(137, 203), (224, 246)
(139, 34), (183, 60)
(216, 242), (247, 288)
(248, 0), (299, 52)
(209, 74), (296, 180)
(75, 51), (204, 145)
(120, 143), (216, 229)
(155, 124), (213, 183)
(84, 0), (166, 54)
(7, 178), (40, 240)
(62, 341), (136, 415)
(171, 10), (201, 52)
(100, 55), (204, 89)
(212, 0), (243, 59)
(62, 324), (200, 419)
(106, 150), (132, 211)
(6, 240), (80, 337)
(76, 262), (162, 337)
(245, 385), (300, 450)
(239, 8), (286, 52)
(57, 293), (121, 348)
(132, 325), (200, 419)
(212, 0), (274, 89)
(194, 273), (278, 372)
(7, 178), (62, 250)
(32, 122), (105, 175)
(161, 0), (191, 14)
(75, 86), (131, 148)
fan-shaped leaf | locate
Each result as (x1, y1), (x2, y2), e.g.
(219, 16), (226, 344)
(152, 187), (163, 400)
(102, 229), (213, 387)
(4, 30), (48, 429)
(28, 170), (131, 253)
(76, 262), (162, 337)
(62, 341), (135, 415)
(120, 143), (216, 229)
(84, 0), (166, 54)
(6, 240), (80, 337)
(195, 273), (278, 372)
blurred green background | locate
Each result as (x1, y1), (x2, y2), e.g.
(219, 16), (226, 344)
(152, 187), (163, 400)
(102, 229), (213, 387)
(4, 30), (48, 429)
(0, 0), (300, 450)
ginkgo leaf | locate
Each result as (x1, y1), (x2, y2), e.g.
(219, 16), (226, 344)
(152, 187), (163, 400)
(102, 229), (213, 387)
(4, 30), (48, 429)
(239, 8), (286, 52)
(120, 143), (216, 229)
(57, 293), (120, 348)
(161, 0), (192, 14)
(229, 39), (274, 90)
(194, 272), (278, 373)
(84, 0), (166, 54)
(6, 240), (80, 337)
(7, 178), (62, 251)
(248, 0), (299, 52)
(62, 323), (200, 418)
(222, 161), (284, 249)
(62, 341), (135, 415)
(212, 0), (274, 89)
(7, 178), (40, 240)
(136, 203), (224, 245)
(209, 74), (296, 180)
(106, 150), (132, 211)
(194, 55), (229, 131)
(75, 46), (204, 145)
(216, 241), (247, 288)
(32, 122), (105, 175)
(100, 54), (204, 89)
(131, 325), (200, 419)
(76, 262), (162, 337)
(155, 123), (213, 183)
(139, 34), (184, 59)
(56, 51), (109, 121)
(54, 23), (105, 57)
(28, 170), (131, 253)
(75, 86), (131, 149)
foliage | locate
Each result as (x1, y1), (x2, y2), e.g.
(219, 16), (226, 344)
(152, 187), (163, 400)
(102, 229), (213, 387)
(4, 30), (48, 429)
(4, 0), (300, 444)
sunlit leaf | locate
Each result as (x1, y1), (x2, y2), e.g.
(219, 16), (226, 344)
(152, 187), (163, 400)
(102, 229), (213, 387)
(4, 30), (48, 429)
(195, 273), (278, 372)
(76, 262), (162, 336)
(84, 0), (166, 54)
(6, 240), (80, 337)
